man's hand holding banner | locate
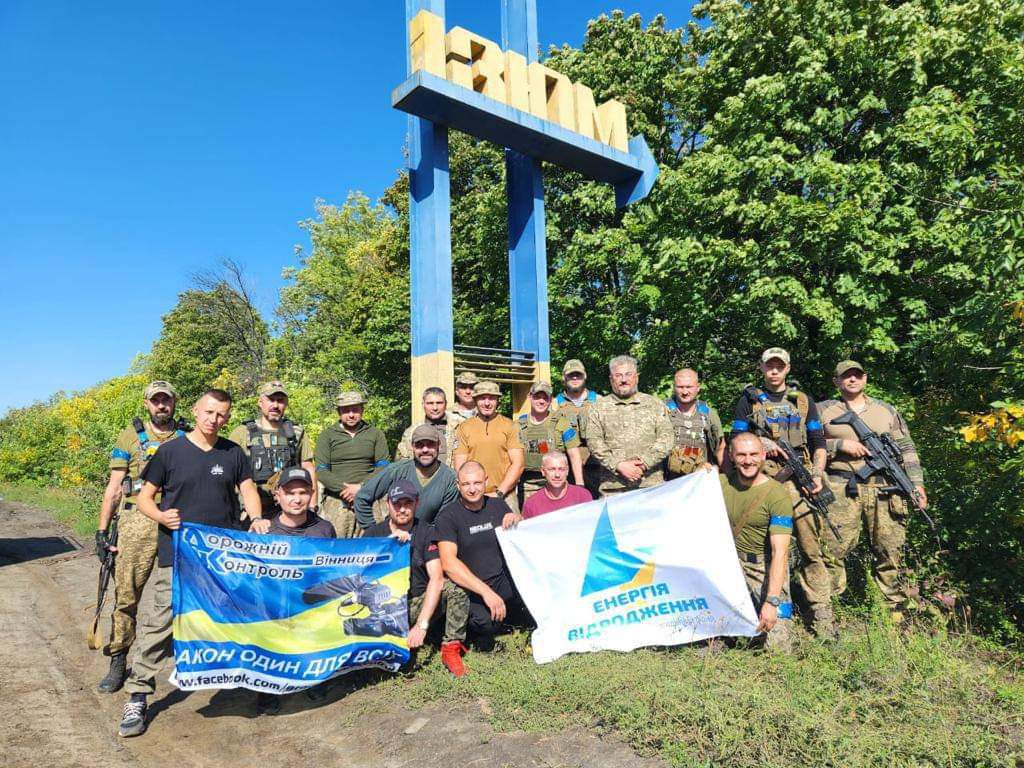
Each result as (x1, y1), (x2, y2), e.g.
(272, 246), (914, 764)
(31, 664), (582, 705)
(497, 470), (759, 663)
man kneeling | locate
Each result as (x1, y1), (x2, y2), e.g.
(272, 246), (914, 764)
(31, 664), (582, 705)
(434, 462), (533, 659)
(720, 432), (794, 650)
(364, 479), (470, 676)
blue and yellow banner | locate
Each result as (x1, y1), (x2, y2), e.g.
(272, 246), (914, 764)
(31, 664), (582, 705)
(171, 523), (410, 693)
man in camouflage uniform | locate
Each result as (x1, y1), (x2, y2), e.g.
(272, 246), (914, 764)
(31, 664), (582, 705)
(730, 347), (829, 633)
(516, 381), (583, 506)
(315, 391), (389, 538)
(395, 386), (459, 466)
(819, 360), (929, 627)
(718, 432), (796, 651)
(587, 355), (674, 496)
(664, 368), (725, 478)
(447, 371), (478, 430)
(553, 359), (602, 498)
(95, 380), (186, 693)
(227, 381), (315, 516)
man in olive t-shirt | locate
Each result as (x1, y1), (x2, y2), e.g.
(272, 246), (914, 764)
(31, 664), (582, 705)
(718, 431), (794, 651)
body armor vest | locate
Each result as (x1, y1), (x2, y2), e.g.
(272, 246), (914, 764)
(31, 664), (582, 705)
(518, 414), (562, 473)
(246, 419), (300, 485)
(666, 400), (711, 476)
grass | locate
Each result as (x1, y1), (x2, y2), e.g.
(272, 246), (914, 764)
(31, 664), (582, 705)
(0, 482), (100, 536)
(377, 613), (1024, 767)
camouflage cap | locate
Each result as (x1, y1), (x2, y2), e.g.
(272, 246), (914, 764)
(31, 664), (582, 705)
(455, 371), (479, 386)
(760, 347), (790, 365)
(529, 380), (553, 396)
(335, 390), (366, 407)
(834, 360), (865, 377)
(144, 380), (177, 399)
(473, 380), (500, 398)
(410, 423), (441, 444)
(562, 359), (587, 376)
(258, 380), (288, 397)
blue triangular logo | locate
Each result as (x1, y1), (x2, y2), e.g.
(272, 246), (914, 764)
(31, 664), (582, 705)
(580, 503), (650, 596)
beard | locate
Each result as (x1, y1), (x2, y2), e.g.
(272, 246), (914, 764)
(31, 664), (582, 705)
(151, 412), (174, 429)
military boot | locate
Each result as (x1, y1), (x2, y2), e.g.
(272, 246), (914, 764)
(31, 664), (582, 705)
(98, 652), (128, 693)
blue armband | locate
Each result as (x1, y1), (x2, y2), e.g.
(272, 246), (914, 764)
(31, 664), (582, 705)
(111, 448), (131, 460)
(732, 419), (750, 432)
(769, 515), (794, 530)
(374, 459), (390, 468)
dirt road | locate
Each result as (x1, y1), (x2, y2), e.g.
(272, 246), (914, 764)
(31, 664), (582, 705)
(0, 499), (661, 768)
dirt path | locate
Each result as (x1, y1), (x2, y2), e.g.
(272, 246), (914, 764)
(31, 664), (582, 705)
(0, 499), (663, 768)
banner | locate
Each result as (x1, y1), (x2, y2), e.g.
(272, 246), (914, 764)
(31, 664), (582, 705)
(497, 470), (759, 663)
(171, 523), (410, 693)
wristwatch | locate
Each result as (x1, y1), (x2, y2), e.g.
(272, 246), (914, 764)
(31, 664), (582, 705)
(416, 620), (430, 631)
(766, 595), (782, 607)
(494, 489), (506, 499)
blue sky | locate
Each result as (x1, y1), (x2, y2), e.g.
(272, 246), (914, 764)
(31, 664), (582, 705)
(0, 1), (688, 414)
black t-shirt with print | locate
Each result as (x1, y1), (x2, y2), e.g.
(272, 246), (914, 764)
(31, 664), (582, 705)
(433, 496), (514, 602)
(142, 436), (253, 567)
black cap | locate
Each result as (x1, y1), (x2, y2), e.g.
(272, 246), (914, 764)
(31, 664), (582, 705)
(387, 478), (420, 503)
(277, 467), (312, 487)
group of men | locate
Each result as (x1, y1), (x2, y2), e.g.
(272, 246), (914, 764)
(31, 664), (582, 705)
(93, 345), (928, 736)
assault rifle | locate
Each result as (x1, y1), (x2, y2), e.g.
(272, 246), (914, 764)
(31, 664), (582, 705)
(775, 439), (841, 539)
(830, 410), (936, 531)
(87, 514), (119, 650)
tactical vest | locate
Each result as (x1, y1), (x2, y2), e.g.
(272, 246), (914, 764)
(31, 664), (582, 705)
(554, 390), (597, 444)
(246, 419), (301, 485)
(744, 385), (810, 450)
(121, 417), (188, 498)
(665, 399), (712, 475)
(517, 414), (569, 473)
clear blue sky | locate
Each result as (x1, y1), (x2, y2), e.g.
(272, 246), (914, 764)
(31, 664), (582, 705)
(0, 1), (688, 415)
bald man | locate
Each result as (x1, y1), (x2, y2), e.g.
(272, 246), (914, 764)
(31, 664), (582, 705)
(664, 368), (725, 478)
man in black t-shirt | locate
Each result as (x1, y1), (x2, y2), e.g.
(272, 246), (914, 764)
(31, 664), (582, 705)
(119, 389), (268, 738)
(364, 479), (469, 676)
(267, 467), (336, 538)
(434, 462), (533, 652)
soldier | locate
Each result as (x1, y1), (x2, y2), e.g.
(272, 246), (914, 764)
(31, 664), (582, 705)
(355, 424), (459, 528)
(453, 380), (525, 511)
(395, 386), (459, 466)
(818, 360), (929, 628)
(587, 355), (675, 495)
(718, 432), (795, 651)
(95, 380), (187, 694)
(553, 359), (602, 497)
(448, 371), (479, 430)
(731, 347), (828, 631)
(664, 368), (726, 478)
(517, 381), (584, 506)
(227, 381), (315, 516)
(315, 391), (389, 538)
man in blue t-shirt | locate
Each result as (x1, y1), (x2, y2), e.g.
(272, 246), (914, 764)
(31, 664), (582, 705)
(118, 389), (268, 738)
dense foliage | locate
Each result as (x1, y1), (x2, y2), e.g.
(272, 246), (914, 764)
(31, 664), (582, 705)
(2, 0), (1022, 640)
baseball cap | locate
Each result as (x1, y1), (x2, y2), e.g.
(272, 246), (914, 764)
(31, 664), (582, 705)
(455, 371), (479, 386)
(335, 390), (366, 407)
(144, 380), (177, 399)
(387, 478), (420, 503)
(760, 347), (790, 365)
(834, 360), (865, 377)
(259, 380), (288, 397)
(530, 381), (553, 396)
(410, 423), (441, 444)
(473, 380), (500, 397)
(277, 467), (312, 488)
(562, 359), (586, 376)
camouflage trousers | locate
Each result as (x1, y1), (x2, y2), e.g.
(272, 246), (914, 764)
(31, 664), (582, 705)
(320, 495), (362, 539)
(106, 504), (158, 656)
(408, 581), (469, 643)
(596, 466), (665, 497)
(517, 471), (545, 508)
(739, 551), (793, 651)
(794, 479), (917, 622)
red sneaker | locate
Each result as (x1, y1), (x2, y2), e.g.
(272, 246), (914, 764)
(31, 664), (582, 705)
(440, 641), (467, 677)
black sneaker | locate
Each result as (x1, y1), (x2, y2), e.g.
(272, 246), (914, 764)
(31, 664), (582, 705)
(98, 652), (128, 693)
(118, 695), (147, 737)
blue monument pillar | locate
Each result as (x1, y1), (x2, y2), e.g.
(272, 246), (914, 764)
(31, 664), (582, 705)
(501, 0), (550, 414)
(406, 0), (454, 424)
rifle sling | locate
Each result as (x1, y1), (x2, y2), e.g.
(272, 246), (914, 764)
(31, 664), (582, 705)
(730, 482), (777, 541)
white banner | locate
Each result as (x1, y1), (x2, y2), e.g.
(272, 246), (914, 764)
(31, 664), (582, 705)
(497, 470), (759, 663)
